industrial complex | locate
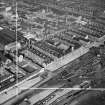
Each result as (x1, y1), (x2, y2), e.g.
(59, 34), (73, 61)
(0, 0), (105, 105)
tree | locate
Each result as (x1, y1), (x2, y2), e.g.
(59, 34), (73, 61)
(89, 47), (100, 56)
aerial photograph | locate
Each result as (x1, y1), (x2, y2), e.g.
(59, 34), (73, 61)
(0, 0), (105, 105)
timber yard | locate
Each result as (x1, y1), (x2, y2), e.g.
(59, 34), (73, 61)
(0, 0), (105, 105)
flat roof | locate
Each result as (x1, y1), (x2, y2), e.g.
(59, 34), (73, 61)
(0, 29), (24, 46)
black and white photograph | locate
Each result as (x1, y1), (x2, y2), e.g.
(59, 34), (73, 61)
(1, 0), (105, 105)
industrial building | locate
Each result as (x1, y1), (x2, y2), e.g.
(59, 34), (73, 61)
(1, 0), (105, 105)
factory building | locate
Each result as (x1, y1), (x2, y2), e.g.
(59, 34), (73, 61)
(0, 28), (24, 51)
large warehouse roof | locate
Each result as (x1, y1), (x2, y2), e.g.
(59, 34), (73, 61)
(0, 29), (24, 46)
